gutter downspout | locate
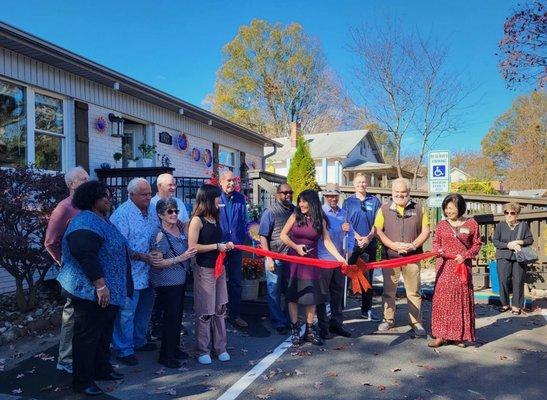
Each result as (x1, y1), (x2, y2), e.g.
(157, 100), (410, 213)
(262, 144), (278, 170)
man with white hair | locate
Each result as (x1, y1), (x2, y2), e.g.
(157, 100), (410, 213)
(45, 166), (89, 374)
(374, 178), (430, 336)
(151, 173), (190, 226)
(110, 178), (157, 365)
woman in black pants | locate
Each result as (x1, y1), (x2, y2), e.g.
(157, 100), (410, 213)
(492, 202), (534, 315)
(150, 198), (197, 368)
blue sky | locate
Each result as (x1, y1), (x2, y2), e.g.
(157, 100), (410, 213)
(1, 0), (534, 154)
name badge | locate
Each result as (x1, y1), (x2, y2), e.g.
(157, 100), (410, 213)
(365, 205), (373, 211)
(459, 227), (470, 235)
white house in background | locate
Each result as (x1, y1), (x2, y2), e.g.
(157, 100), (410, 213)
(265, 128), (384, 185)
(450, 167), (471, 183)
(0, 22), (280, 294)
(0, 22), (278, 181)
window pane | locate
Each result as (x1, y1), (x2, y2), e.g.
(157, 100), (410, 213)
(35, 132), (62, 171)
(0, 80), (27, 167)
(219, 149), (235, 166)
(35, 93), (63, 134)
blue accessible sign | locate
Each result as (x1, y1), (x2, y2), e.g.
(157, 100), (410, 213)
(428, 150), (450, 199)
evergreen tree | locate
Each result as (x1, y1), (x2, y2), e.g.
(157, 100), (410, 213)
(287, 135), (319, 199)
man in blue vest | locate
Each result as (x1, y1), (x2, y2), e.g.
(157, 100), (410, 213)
(342, 173), (382, 322)
(219, 171), (248, 328)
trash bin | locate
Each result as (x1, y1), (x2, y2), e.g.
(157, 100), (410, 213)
(488, 260), (499, 294)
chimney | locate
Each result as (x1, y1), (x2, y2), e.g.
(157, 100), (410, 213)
(290, 122), (297, 148)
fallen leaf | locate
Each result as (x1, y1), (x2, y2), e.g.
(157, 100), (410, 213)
(39, 384), (53, 392)
(425, 388), (433, 393)
(294, 369), (304, 376)
(53, 385), (70, 392)
(334, 345), (348, 351)
(417, 364), (436, 370)
(378, 385), (386, 391)
(433, 348), (441, 354)
(12, 389), (22, 394)
(326, 371), (338, 377)
(415, 374), (424, 379)
(314, 381), (323, 389)
(363, 382), (373, 386)
(391, 368), (401, 373)
(166, 388), (177, 396)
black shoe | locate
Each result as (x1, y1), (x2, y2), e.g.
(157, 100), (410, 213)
(276, 326), (289, 335)
(319, 329), (333, 340)
(74, 384), (103, 396)
(290, 323), (301, 346)
(136, 342), (157, 352)
(175, 348), (189, 360)
(304, 323), (323, 346)
(158, 358), (181, 369)
(330, 325), (352, 338)
(116, 354), (138, 366)
(94, 371), (124, 381)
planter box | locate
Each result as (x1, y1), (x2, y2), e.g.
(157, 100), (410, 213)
(241, 279), (260, 301)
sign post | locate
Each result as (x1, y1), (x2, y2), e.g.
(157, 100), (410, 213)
(428, 151), (450, 222)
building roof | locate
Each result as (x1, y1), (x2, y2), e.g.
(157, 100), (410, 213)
(266, 129), (379, 161)
(450, 167), (471, 177)
(0, 21), (279, 147)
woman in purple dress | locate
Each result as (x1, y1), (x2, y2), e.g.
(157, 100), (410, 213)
(280, 190), (346, 346)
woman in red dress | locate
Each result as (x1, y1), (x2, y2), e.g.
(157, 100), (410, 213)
(429, 194), (482, 348)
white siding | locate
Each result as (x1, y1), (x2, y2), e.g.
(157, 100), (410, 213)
(0, 47), (264, 168)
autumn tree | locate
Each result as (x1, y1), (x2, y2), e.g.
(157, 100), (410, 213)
(287, 135), (319, 199)
(209, 19), (354, 138)
(350, 20), (467, 188)
(451, 151), (499, 181)
(498, 1), (547, 88)
(482, 91), (546, 189)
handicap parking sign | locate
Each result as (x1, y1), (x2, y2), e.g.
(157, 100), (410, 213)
(432, 165), (446, 178)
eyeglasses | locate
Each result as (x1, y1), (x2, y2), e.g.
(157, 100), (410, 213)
(504, 211), (517, 215)
(278, 191), (293, 195)
(166, 209), (179, 215)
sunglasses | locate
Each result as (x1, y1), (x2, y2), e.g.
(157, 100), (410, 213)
(278, 191), (293, 195)
(504, 211), (517, 215)
(165, 209), (179, 215)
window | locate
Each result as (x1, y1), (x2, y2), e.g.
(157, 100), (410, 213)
(34, 93), (64, 171)
(219, 147), (236, 170)
(0, 79), (66, 172)
(0, 80), (27, 167)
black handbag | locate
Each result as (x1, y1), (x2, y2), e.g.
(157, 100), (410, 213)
(514, 223), (538, 264)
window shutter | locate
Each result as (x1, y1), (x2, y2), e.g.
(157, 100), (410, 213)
(212, 142), (219, 176)
(75, 101), (89, 172)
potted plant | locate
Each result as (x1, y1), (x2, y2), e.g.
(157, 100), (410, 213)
(480, 242), (498, 294)
(241, 257), (265, 300)
(113, 152), (122, 168)
(138, 142), (157, 167)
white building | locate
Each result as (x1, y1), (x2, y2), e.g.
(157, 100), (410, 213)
(265, 128), (383, 186)
(0, 22), (280, 294)
(450, 167), (471, 183)
(0, 22), (278, 180)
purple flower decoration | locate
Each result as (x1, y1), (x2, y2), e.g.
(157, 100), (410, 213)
(177, 133), (188, 151)
(96, 116), (108, 133)
(192, 147), (201, 162)
(203, 149), (213, 167)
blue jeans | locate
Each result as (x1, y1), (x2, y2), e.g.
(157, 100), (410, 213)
(266, 260), (289, 329)
(112, 287), (154, 357)
(225, 250), (242, 320)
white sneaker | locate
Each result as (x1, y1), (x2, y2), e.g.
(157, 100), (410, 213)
(197, 354), (212, 364)
(377, 320), (395, 331)
(218, 352), (231, 362)
(56, 362), (73, 374)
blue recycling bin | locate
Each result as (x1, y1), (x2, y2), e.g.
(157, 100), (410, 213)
(488, 260), (499, 294)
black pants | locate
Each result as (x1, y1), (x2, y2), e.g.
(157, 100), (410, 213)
(316, 267), (345, 331)
(348, 246), (376, 313)
(154, 284), (185, 361)
(497, 258), (526, 309)
(72, 298), (117, 390)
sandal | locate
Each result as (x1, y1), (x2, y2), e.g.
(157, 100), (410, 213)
(511, 309), (521, 315)
(427, 338), (446, 348)
(454, 341), (466, 348)
(498, 306), (510, 313)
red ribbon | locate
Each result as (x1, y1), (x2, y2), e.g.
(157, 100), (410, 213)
(214, 244), (438, 294)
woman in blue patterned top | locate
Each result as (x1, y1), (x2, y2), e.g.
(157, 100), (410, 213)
(150, 198), (197, 368)
(57, 180), (132, 396)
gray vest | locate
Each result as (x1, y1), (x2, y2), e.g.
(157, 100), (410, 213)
(381, 200), (423, 259)
(268, 202), (295, 254)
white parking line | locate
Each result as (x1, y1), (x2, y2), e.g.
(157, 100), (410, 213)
(217, 327), (304, 400)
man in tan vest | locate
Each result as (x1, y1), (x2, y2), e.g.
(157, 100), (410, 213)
(374, 178), (430, 336)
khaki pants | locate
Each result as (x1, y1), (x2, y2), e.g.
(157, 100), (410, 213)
(58, 297), (74, 366)
(382, 263), (422, 325)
